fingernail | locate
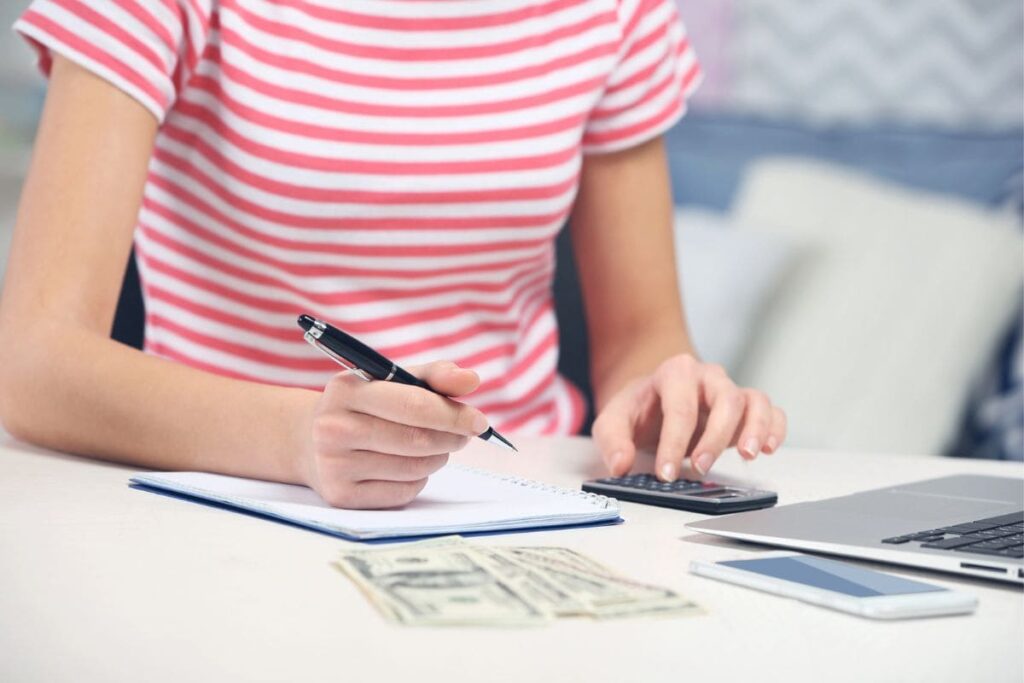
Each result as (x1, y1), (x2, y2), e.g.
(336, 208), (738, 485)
(472, 413), (489, 435)
(660, 462), (677, 481)
(765, 436), (778, 454)
(694, 452), (713, 475)
(744, 438), (760, 458)
(608, 450), (624, 473)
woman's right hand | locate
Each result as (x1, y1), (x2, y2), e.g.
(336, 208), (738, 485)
(300, 361), (487, 509)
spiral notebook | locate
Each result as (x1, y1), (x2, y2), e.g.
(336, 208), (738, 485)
(130, 465), (621, 541)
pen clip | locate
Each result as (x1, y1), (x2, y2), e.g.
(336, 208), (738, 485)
(304, 325), (373, 382)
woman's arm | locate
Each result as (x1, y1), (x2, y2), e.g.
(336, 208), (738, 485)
(570, 137), (692, 406)
(570, 136), (787, 480)
(0, 57), (484, 508)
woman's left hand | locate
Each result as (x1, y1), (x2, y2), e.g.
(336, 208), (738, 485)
(592, 354), (787, 481)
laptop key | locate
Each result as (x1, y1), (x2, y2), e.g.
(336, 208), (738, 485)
(922, 536), (982, 550)
(975, 528), (1010, 537)
(941, 523), (999, 534)
(965, 546), (1024, 559)
(977, 530), (1019, 541)
(961, 540), (1015, 553)
(881, 536), (913, 544)
(981, 512), (1024, 526)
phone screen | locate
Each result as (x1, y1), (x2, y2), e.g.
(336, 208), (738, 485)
(720, 555), (948, 597)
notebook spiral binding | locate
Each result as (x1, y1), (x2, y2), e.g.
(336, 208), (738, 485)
(452, 464), (617, 510)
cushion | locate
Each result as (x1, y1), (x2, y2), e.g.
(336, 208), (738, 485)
(673, 0), (1023, 129)
(674, 208), (798, 374)
(731, 158), (1024, 456)
(665, 112), (1024, 212)
(724, 0), (1024, 130)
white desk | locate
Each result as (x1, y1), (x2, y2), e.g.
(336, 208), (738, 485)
(1, 432), (1021, 682)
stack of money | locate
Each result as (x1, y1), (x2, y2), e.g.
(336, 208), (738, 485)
(335, 536), (702, 627)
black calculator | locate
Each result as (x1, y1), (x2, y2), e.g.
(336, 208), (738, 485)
(582, 474), (777, 514)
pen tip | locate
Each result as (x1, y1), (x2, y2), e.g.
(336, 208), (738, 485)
(297, 314), (314, 331)
(489, 430), (517, 452)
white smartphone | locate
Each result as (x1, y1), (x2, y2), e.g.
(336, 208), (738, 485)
(690, 552), (977, 619)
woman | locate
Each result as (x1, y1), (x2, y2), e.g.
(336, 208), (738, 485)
(0, 0), (786, 508)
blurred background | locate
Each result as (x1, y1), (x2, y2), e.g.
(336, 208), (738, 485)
(0, 0), (1021, 460)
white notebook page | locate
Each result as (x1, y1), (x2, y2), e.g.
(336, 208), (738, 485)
(131, 465), (620, 540)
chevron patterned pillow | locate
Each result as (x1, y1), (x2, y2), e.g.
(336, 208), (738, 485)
(691, 0), (1024, 130)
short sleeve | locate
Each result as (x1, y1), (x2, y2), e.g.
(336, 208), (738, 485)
(14, 0), (214, 123)
(582, 0), (702, 154)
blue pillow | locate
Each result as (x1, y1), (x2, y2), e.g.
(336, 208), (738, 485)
(665, 111), (1024, 211)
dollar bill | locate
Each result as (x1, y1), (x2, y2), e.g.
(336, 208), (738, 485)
(469, 545), (590, 617)
(335, 537), (702, 626)
(500, 547), (702, 619)
(507, 546), (620, 577)
(336, 537), (549, 627)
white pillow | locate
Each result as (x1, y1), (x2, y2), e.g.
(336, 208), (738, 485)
(732, 159), (1024, 456)
(674, 207), (799, 374)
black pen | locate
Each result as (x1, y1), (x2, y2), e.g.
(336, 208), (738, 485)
(297, 314), (517, 452)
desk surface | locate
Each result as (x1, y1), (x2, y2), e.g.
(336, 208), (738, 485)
(1, 433), (1021, 683)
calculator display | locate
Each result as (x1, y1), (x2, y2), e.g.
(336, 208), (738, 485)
(689, 488), (741, 498)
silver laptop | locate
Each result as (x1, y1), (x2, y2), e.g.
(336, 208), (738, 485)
(687, 475), (1024, 585)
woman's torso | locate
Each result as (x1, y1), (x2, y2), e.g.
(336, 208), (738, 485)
(12, 0), (695, 434)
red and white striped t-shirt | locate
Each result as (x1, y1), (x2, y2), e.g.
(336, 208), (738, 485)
(16, 0), (700, 435)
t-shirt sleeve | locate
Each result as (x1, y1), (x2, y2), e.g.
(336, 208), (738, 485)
(14, 0), (214, 123)
(582, 0), (702, 154)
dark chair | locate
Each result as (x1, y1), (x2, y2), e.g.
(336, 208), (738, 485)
(552, 227), (595, 433)
(111, 250), (145, 351)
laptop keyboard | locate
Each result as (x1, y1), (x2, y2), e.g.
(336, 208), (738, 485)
(882, 511), (1024, 559)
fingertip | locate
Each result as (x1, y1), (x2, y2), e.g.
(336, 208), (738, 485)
(470, 411), (489, 435)
(442, 361), (475, 377)
(736, 437), (759, 460)
(462, 367), (482, 387)
(654, 443), (684, 482)
(657, 460), (678, 482)
(679, 458), (700, 480)
(447, 363), (480, 392)
(693, 452), (715, 476)
(420, 361), (480, 398)
(603, 450), (621, 474)
(602, 445), (633, 476)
